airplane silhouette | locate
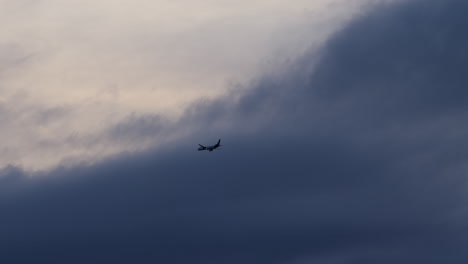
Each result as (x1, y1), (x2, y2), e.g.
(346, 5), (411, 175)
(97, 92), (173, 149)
(198, 139), (221, 151)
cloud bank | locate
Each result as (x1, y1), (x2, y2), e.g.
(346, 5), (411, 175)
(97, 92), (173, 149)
(0, 0), (360, 170)
(1, 0), (468, 263)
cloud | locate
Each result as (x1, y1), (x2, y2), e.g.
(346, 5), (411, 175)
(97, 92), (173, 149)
(0, 0), (363, 170)
(1, 0), (468, 263)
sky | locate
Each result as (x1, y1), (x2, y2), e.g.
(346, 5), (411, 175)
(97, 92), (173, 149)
(0, 0), (366, 170)
(1, 0), (468, 263)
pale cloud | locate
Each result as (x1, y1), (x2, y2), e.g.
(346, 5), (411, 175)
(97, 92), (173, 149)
(0, 0), (372, 170)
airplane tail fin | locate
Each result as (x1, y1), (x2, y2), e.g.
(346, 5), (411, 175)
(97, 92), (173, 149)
(216, 139), (221, 146)
(199, 144), (205, 148)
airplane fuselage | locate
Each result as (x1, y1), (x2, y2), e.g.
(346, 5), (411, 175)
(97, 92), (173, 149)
(198, 146), (216, 151)
(198, 139), (221, 151)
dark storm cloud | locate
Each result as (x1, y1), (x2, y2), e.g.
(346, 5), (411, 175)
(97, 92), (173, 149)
(2, 0), (468, 263)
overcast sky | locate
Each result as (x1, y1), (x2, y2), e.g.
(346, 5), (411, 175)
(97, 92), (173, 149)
(0, 0), (368, 170)
(2, 0), (468, 263)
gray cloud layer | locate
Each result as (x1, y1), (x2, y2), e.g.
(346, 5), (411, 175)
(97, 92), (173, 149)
(1, 0), (468, 263)
(0, 0), (360, 170)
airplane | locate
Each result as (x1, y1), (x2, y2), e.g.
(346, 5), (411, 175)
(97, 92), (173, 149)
(198, 139), (221, 151)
